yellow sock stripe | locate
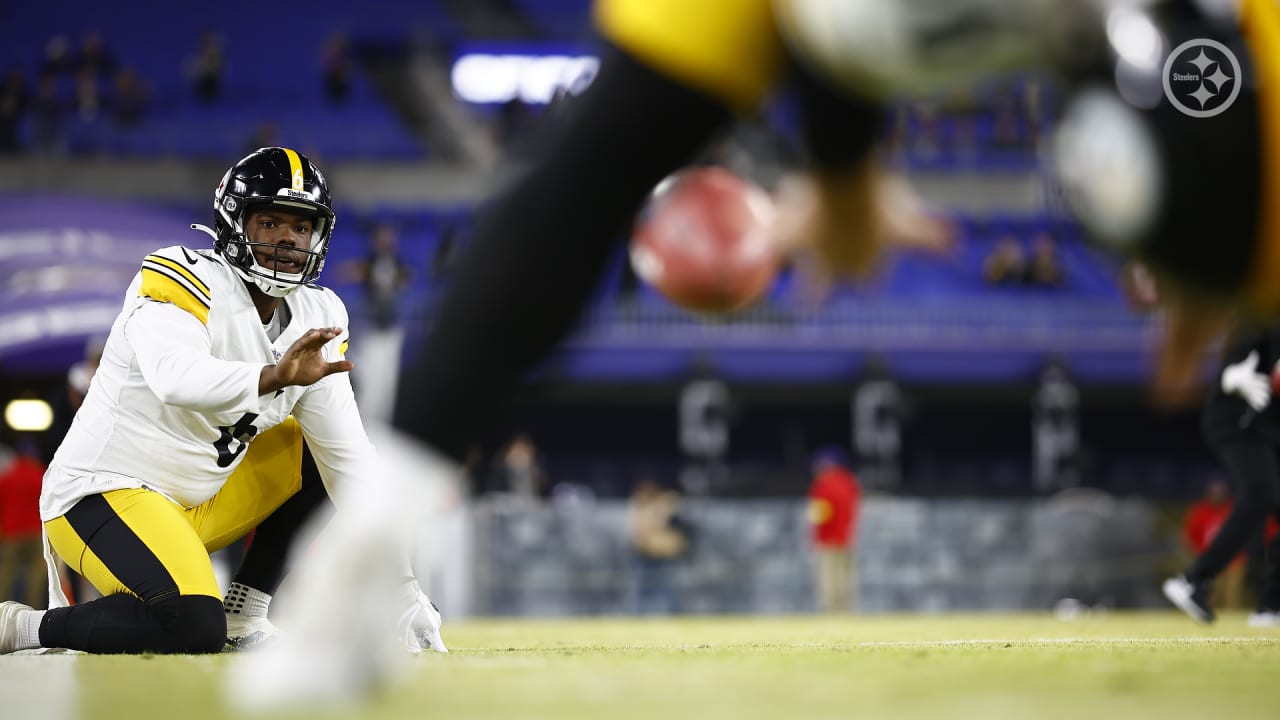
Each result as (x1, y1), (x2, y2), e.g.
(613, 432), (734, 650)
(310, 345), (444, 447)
(140, 267), (211, 325)
(44, 515), (132, 598)
(282, 147), (305, 191)
(102, 490), (221, 599)
(1242, 0), (1280, 312)
(143, 254), (211, 298)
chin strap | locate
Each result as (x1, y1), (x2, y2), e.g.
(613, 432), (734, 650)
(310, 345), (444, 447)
(189, 223), (219, 242)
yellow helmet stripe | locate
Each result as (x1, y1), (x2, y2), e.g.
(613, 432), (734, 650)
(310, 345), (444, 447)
(282, 147), (305, 192)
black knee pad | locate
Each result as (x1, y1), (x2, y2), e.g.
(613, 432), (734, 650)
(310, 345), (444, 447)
(150, 594), (227, 654)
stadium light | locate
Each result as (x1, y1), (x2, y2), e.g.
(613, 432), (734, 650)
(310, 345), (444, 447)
(5, 398), (53, 432)
(451, 53), (599, 104)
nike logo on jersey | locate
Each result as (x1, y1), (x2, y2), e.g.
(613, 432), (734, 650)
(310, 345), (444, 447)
(180, 247), (200, 265)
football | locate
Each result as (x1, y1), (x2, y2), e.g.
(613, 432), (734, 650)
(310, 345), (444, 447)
(629, 166), (780, 314)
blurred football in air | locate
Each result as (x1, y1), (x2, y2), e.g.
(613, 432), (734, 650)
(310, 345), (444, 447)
(629, 166), (781, 314)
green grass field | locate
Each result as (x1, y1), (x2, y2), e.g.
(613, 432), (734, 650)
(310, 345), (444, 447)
(4, 612), (1277, 720)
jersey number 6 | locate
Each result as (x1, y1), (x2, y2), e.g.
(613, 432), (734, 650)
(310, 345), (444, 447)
(214, 412), (260, 468)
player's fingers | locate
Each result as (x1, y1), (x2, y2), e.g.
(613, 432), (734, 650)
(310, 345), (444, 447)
(295, 327), (343, 350)
(325, 360), (354, 375)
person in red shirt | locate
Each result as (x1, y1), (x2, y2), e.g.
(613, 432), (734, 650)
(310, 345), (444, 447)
(1183, 478), (1248, 611)
(0, 440), (47, 609)
(808, 447), (861, 613)
(1182, 477), (1280, 615)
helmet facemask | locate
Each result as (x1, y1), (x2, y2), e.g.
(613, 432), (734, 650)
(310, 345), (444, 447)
(216, 197), (333, 298)
(208, 148), (337, 298)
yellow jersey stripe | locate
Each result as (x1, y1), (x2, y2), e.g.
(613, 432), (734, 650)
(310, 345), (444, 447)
(339, 340), (349, 357)
(594, 0), (784, 111)
(282, 147), (305, 191)
(1242, 0), (1280, 312)
(143, 254), (211, 299)
(141, 258), (211, 306)
(140, 267), (211, 325)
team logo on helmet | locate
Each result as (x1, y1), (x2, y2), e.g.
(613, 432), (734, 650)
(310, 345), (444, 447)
(1162, 38), (1241, 118)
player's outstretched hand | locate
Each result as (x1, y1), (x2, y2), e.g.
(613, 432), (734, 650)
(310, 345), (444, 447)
(772, 164), (954, 282)
(265, 328), (354, 392)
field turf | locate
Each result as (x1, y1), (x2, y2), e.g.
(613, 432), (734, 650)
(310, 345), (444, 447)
(3, 612), (1276, 719)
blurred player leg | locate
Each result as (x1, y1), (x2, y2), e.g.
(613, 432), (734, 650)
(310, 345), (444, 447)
(226, 426), (456, 709)
(394, 44), (734, 461)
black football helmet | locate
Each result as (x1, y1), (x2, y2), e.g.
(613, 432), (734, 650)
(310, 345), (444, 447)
(1051, 0), (1266, 304)
(209, 147), (336, 297)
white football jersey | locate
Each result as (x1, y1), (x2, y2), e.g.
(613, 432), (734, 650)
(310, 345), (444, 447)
(41, 244), (376, 520)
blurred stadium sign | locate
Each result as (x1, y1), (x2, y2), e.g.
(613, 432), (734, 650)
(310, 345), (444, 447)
(0, 195), (187, 373)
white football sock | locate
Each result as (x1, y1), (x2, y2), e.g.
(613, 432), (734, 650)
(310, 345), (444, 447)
(17, 609), (44, 650)
(224, 582), (272, 618)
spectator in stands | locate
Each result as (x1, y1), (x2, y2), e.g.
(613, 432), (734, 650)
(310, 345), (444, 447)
(983, 235), (1026, 286)
(74, 31), (117, 81)
(1025, 231), (1065, 287)
(320, 33), (351, 104)
(0, 69), (28, 155)
(29, 72), (66, 156)
(1023, 78), (1046, 146)
(431, 219), (464, 283)
(243, 121), (279, 156)
(491, 433), (547, 503)
(73, 67), (100, 124)
(339, 222), (415, 423)
(186, 30), (224, 103)
(109, 67), (151, 128)
(0, 440), (47, 610)
(910, 99), (943, 160)
(884, 105), (911, 165)
(42, 336), (103, 465)
(41, 36), (72, 77)
(1182, 478), (1248, 611)
(991, 80), (1024, 150)
(628, 479), (688, 615)
(808, 447), (861, 613)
